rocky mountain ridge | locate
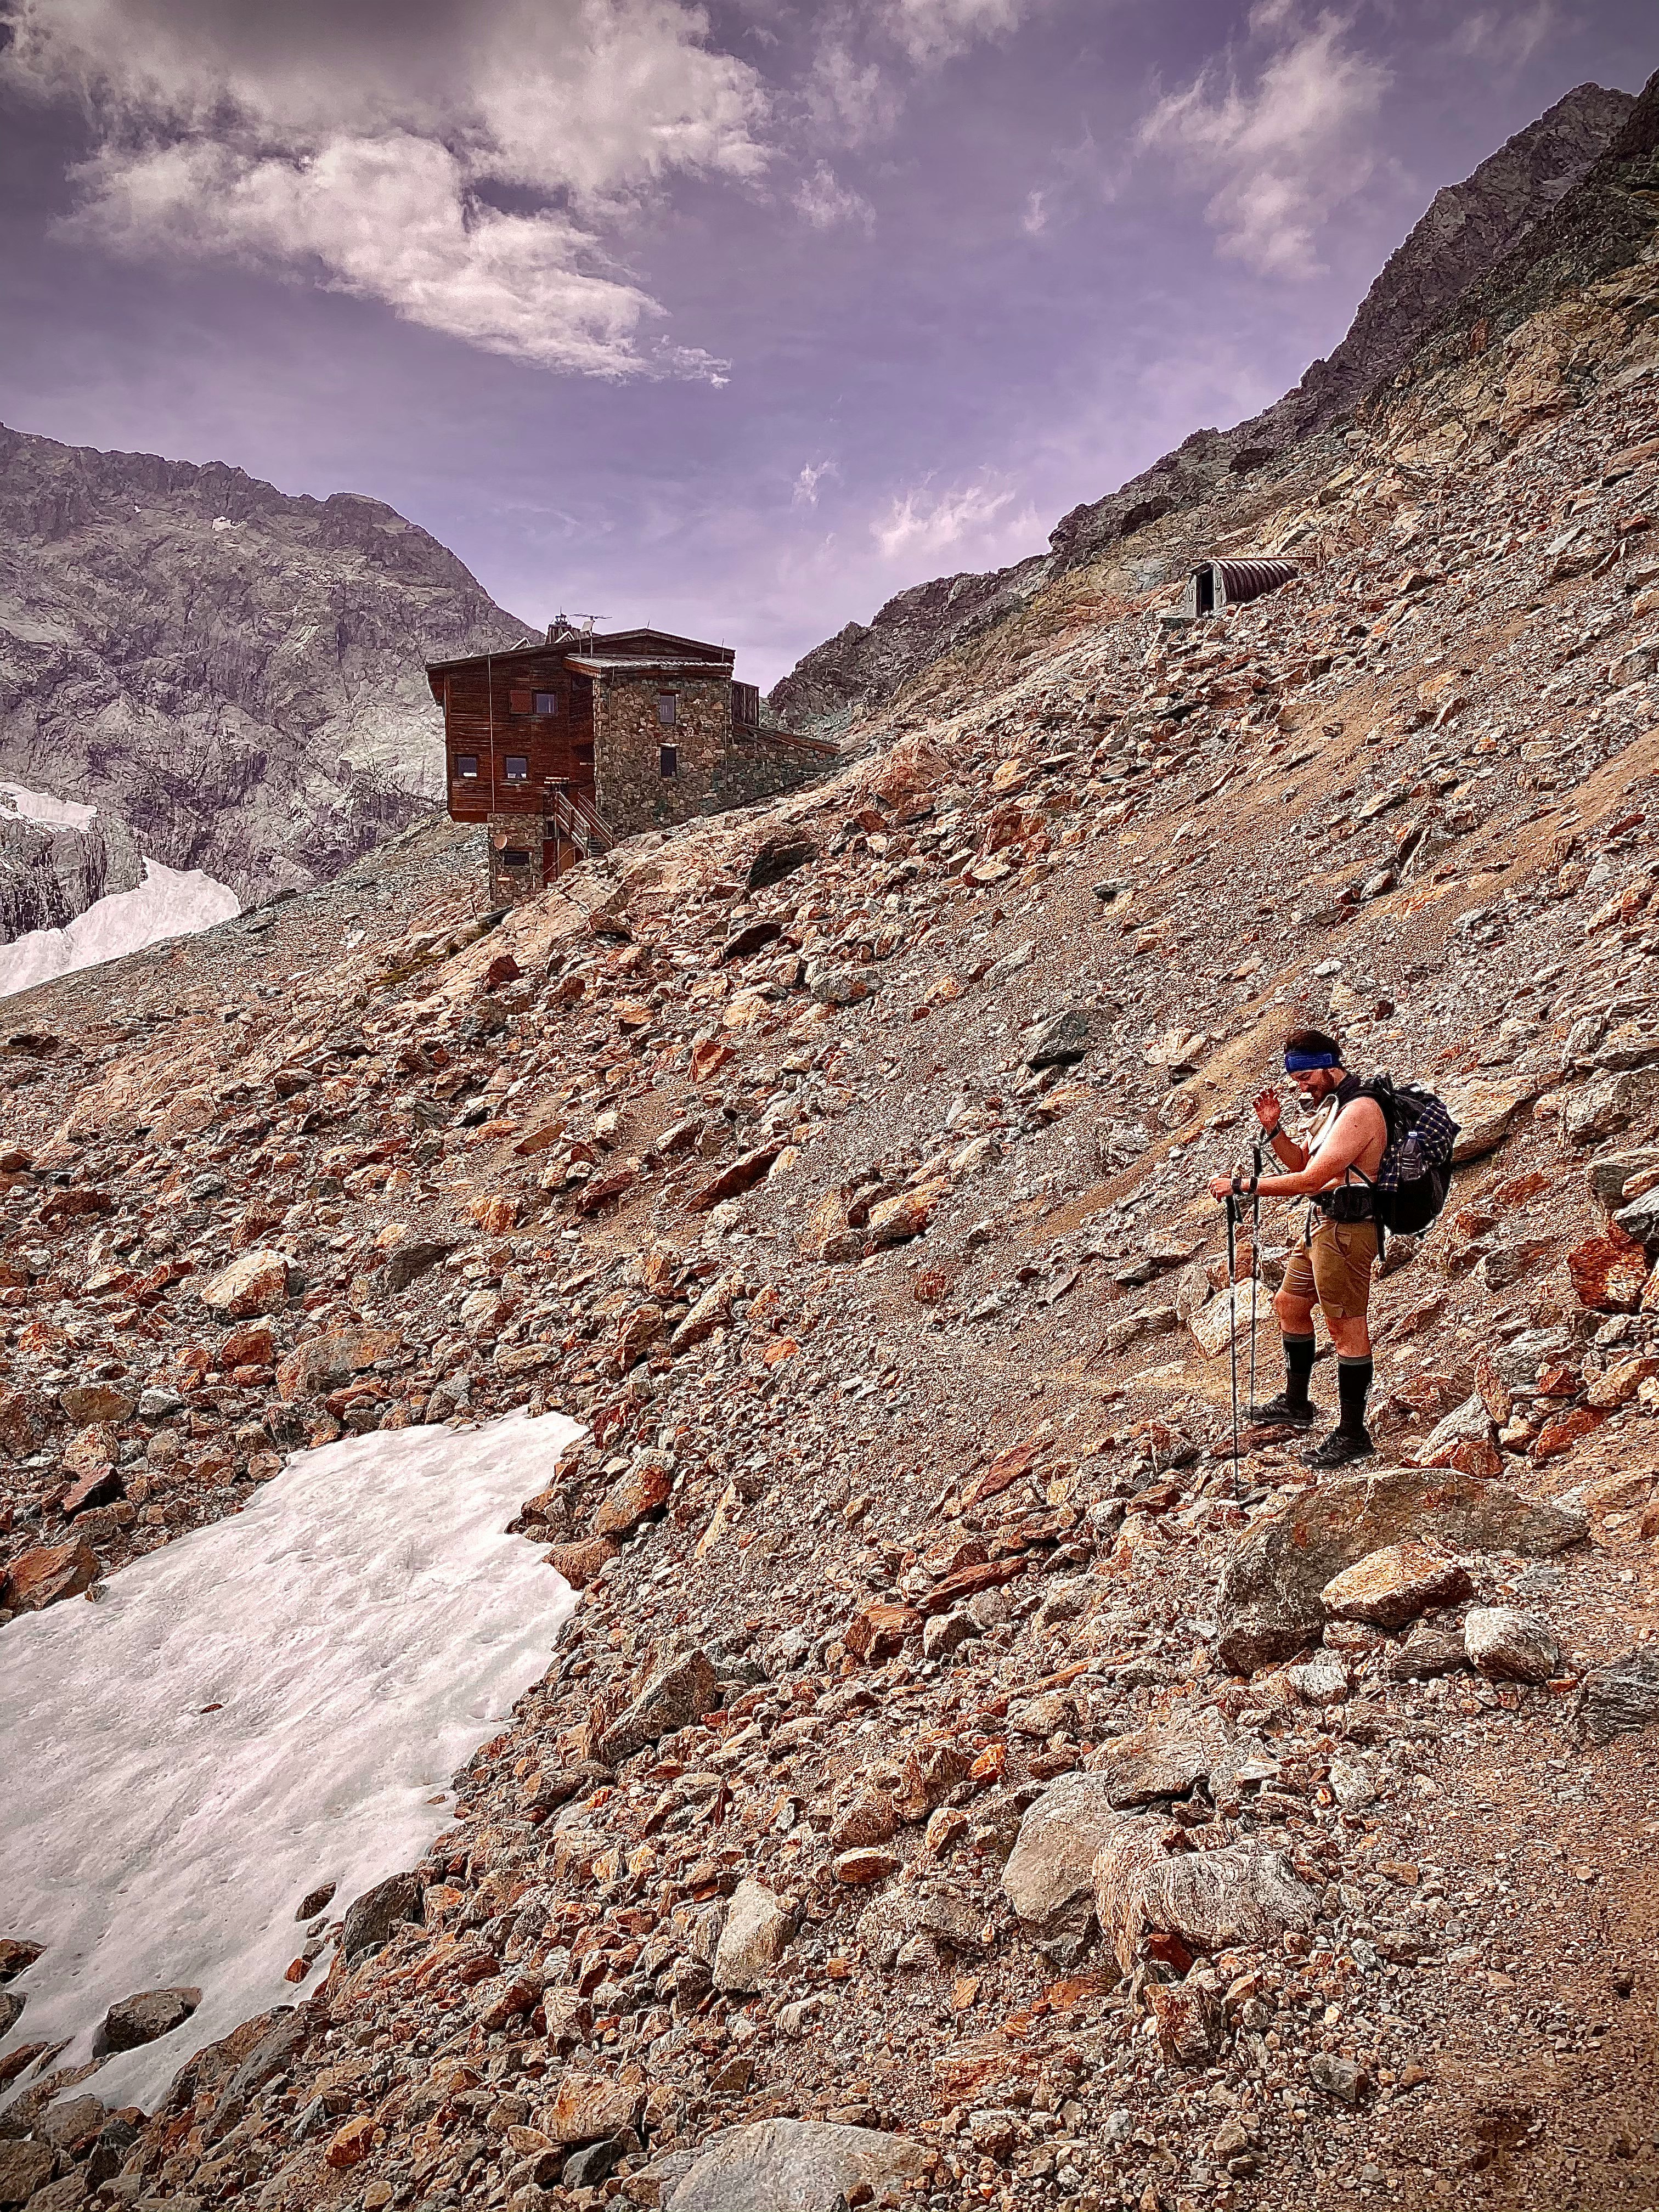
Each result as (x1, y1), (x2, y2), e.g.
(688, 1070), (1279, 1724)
(2, 61), (1659, 2212)
(768, 80), (1639, 733)
(0, 426), (531, 929)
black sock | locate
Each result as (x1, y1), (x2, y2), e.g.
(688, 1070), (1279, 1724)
(1338, 1356), (1373, 1437)
(1282, 1335), (1316, 1411)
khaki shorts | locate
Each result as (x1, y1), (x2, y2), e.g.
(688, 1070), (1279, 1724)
(1282, 1214), (1378, 1322)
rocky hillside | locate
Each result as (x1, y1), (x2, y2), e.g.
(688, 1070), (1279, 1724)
(3, 63), (1659, 2212)
(0, 426), (531, 924)
(769, 80), (1637, 733)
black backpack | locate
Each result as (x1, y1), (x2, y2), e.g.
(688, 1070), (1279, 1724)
(1357, 1075), (1461, 1235)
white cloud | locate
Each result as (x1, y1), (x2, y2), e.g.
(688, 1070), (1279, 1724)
(793, 160), (876, 230)
(2, 0), (770, 377)
(873, 475), (1037, 561)
(1446, 1), (1560, 71)
(1022, 187), (1049, 236)
(793, 459), (839, 506)
(1137, 8), (1390, 279)
(880, 0), (1024, 68)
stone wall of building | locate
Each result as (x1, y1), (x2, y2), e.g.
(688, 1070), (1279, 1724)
(710, 729), (840, 812)
(594, 673), (730, 837)
(486, 815), (550, 908)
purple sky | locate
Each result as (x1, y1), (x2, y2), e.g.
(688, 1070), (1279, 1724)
(0, 1), (1654, 691)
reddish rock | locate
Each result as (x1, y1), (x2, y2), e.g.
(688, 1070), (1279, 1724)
(1533, 1404), (1606, 1461)
(541, 2074), (646, 2146)
(61, 1464), (125, 1518)
(59, 1383), (134, 1425)
(1567, 1227), (1647, 1312)
(1472, 1350), (1512, 1426)
(844, 1601), (921, 1662)
(202, 1246), (293, 1320)
(590, 1457), (672, 1539)
(325, 2115), (375, 2169)
(1320, 1540), (1473, 1629)
(833, 1847), (902, 1884)
(3, 1537), (98, 1612)
(1449, 1435), (1504, 1480)
(1145, 1976), (1223, 2066)
(277, 1324), (402, 1403)
(1586, 1355), (1659, 1409)
(866, 1182), (948, 1247)
(221, 1323), (276, 1368)
(922, 1556), (1026, 1615)
(545, 1535), (620, 1589)
(687, 1143), (788, 1214)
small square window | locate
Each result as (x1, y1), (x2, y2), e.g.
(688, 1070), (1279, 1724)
(503, 755), (529, 782)
(533, 691), (557, 715)
(502, 847), (531, 867)
(455, 754), (478, 778)
(656, 691), (678, 726)
(659, 744), (679, 778)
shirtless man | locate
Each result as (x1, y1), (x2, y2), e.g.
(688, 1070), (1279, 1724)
(1209, 1026), (1389, 1469)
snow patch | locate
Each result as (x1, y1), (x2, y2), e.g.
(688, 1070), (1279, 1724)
(0, 1412), (579, 2114)
(0, 857), (240, 999)
(0, 780), (97, 828)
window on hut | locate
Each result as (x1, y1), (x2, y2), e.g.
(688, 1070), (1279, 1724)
(533, 692), (558, 715)
(455, 754), (479, 778)
(659, 744), (679, 778)
(504, 755), (529, 782)
(503, 847), (531, 866)
(656, 691), (678, 726)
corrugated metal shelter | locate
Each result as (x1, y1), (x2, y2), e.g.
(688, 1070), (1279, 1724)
(1181, 557), (1300, 617)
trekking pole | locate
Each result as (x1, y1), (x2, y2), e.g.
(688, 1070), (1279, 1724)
(1247, 1142), (1262, 1432)
(1225, 1191), (1240, 1465)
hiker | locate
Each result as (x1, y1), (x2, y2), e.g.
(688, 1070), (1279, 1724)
(1208, 1026), (1388, 1468)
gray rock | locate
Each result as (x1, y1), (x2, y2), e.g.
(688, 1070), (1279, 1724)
(595, 1649), (719, 1766)
(666, 2119), (927, 2212)
(102, 1984), (201, 2051)
(1093, 1706), (1232, 1807)
(1564, 1068), (1656, 1147)
(1002, 1774), (1130, 1955)
(1024, 1009), (1092, 1069)
(1288, 1649), (1351, 1706)
(1386, 1629), (1468, 1682)
(1308, 2054), (1368, 2106)
(1093, 1830), (1317, 1974)
(339, 1870), (424, 1962)
(1464, 1606), (1562, 1684)
(1572, 1648), (1659, 1742)
(1613, 1186), (1659, 1246)
(922, 1610), (979, 1662)
(1216, 1469), (1585, 1674)
(712, 1881), (792, 1994)
(36, 2093), (107, 2152)
(381, 1240), (456, 1293)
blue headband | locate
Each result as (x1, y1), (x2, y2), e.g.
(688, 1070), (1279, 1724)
(1284, 1049), (1338, 1073)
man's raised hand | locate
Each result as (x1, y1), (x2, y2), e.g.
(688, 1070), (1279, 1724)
(1252, 1086), (1283, 1135)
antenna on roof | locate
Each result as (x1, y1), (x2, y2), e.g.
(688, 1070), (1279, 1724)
(571, 613), (605, 636)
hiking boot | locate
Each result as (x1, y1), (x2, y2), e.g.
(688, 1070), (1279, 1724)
(1302, 1429), (1376, 1469)
(1248, 1392), (1317, 1429)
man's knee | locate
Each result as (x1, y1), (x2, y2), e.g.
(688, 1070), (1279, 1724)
(1274, 1286), (1312, 1331)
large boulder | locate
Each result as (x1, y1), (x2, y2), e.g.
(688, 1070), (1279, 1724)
(1464, 1607), (1562, 1684)
(594, 1649), (718, 1767)
(1573, 1649), (1659, 1742)
(2, 1537), (98, 1613)
(713, 1881), (793, 1994)
(1216, 1469), (1585, 1674)
(102, 1985), (201, 2051)
(1442, 1075), (1543, 1163)
(338, 1871), (423, 1963)
(1093, 1830), (1318, 1974)
(1091, 1706), (1234, 1808)
(1320, 1541), (1472, 1629)
(0, 2141), (54, 2206)
(1002, 1774), (1129, 1956)
(202, 1246), (294, 1319)
(667, 2119), (927, 2212)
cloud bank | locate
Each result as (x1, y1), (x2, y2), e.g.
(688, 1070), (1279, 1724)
(2, 0), (769, 376)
